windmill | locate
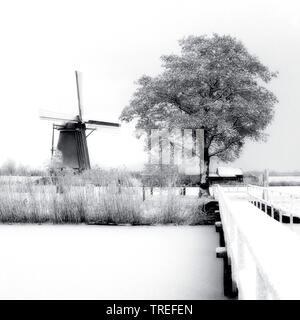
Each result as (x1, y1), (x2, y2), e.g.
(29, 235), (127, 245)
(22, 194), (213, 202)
(40, 71), (120, 170)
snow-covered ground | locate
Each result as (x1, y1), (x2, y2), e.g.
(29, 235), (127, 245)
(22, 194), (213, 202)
(0, 225), (225, 300)
(269, 186), (300, 195)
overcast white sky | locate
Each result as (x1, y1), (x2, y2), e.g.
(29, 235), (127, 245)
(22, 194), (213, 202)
(0, 0), (299, 171)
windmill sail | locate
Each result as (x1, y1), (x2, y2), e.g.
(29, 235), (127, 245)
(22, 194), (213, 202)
(86, 120), (120, 128)
(39, 109), (78, 122)
(75, 70), (83, 121)
(40, 71), (120, 171)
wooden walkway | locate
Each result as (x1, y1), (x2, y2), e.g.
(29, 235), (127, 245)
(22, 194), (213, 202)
(214, 186), (300, 299)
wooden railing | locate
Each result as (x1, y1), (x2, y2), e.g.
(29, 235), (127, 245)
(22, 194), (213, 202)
(215, 185), (300, 299)
(209, 185), (247, 197)
(247, 184), (300, 222)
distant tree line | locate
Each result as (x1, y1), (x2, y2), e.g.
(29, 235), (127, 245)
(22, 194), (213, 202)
(0, 159), (45, 176)
(244, 170), (300, 177)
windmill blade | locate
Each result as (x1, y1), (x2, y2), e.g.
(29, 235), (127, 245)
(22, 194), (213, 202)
(39, 109), (79, 122)
(85, 119), (120, 128)
(75, 70), (83, 121)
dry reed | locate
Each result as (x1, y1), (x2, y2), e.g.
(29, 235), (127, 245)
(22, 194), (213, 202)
(0, 169), (212, 225)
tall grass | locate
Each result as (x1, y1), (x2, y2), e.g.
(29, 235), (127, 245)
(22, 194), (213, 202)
(142, 191), (210, 225)
(0, 170), (213, 225)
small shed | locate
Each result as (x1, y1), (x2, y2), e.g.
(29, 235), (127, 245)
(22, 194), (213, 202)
(209, 167), (244, 185)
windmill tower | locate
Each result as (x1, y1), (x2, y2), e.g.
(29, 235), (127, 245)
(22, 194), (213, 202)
(40, 71), (120, 170)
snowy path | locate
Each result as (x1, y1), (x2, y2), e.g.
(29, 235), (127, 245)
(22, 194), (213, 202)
(217, 186), (300, 299)
(0, 225), (225, 300)
(224, 188), (300, 238)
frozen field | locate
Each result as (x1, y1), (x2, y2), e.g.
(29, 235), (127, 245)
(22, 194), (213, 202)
(269, 186), (300, 195)
(0, 225), (225, 300)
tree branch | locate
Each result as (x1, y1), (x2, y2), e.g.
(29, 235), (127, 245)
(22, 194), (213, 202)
(208, 139), (240, 157)
(171, 96), (193, 115)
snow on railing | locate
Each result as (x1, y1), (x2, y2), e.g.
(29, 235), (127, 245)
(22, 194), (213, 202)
(216, 185), (300, 299)
(210, 185), (247, 197)
(247, 184), (300, 220)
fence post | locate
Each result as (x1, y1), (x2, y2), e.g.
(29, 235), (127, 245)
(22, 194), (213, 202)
(271, 206), (274, 219)
(142, 185), (146, 201)
(279, 210), (282, 223)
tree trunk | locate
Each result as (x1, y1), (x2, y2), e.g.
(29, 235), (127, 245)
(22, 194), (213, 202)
(147, 129), (152, 164)
(200, 129), (210, 190)
(159, 135), (163, 187)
